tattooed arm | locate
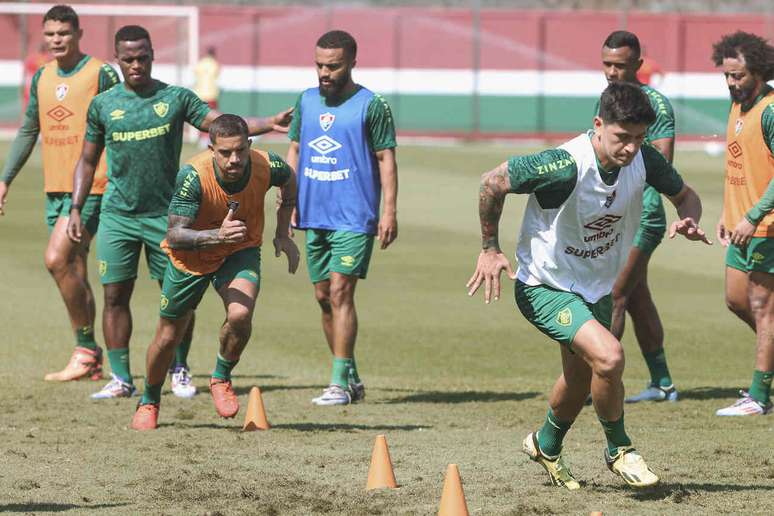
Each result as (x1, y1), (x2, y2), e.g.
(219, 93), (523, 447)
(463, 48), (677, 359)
(166, 210), (247, 250)
(467, 162), (517, 304)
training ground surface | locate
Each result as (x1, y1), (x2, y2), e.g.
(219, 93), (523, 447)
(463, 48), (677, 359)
(1, 140), (773, 515)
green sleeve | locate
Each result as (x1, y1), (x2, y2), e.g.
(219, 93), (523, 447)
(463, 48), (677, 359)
(1, 69), (43, 184)
(97, 64), (120, 93)
(181, 87), (211, 130)
(745, 104), (774, 224)
(506, 148), (577, 209)
(287, 93), (303, 143)
(168, 165), (202, 219)
(645, 89), (675, 142)
(84, 97), (104, 145)
(268, 150), (292, 187)
(641, 144), (684, 196)
(366, 94), (397, 152)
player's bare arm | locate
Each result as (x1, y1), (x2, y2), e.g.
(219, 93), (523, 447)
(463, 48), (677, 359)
(376, 148), (398, 249)
(284, 141), (300, 234)
(200, 107), (294, 137)
(66, 140), (103, 242)
(467, 162), (517, 303)
(166, 210), (247, 250)
(273, 171), (300, 273)
(666, 184), (712, 244)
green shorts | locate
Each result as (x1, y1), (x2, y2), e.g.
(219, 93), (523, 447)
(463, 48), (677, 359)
(632, 185), (666, 255)
(725, 238), (774, 273)
(305, 229), (374, 283)
(96, 211), (169, 284)
(45, 193), (101, 236)
(515, 280), (612, 350)
(160, 247), (261, 319)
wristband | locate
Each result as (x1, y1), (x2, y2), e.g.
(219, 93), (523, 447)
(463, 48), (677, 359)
(70, 203), (82, 212)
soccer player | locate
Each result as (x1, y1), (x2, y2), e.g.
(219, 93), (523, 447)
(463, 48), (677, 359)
(67, 25), (292, 400)
(467, 83), (710, 489)
(597, 31), (679, 403)
(286, 30), (398, 406)
(0, 5), (119, 382)
(130, 114), (298, 430)
(713, 31), (774, 416)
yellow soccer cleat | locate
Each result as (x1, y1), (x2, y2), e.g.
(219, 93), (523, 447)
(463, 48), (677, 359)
(522, 431), (581, 491)
(605, 446), (660, 488)
(44, 346), (103, 381)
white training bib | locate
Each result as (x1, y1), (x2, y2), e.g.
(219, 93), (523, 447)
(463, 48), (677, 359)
(515, 133), (646, 303)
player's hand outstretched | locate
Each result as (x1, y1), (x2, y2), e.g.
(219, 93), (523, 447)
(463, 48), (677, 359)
(730, 218), (756, 248)
(271, 107), (294, 133)
(273, 235), (300, 274)
(467, 249), (517, 304)
(0, 181), (8, 216)
(378, 212), (398, 249)
(67, 209), (83, 242)
(218, 208), (247, 244)
(669, 217), (712, 245)
(716, 219), (731, 247)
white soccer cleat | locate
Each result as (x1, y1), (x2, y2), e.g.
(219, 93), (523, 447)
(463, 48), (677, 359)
(605, 446), (660, 488)
(169, 366), (197, 399)
(716, 391), (772, 416)
(311, 384), (352, 406)
(90, 374), (137, 399)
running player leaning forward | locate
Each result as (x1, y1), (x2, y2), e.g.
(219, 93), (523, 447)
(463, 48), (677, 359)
(0, 4), (119, 382)
(597, 30), (679, 403)
(713, 31), (774, 417)
(287, 30), (398, 406)
(67, 25), (292, 400)
(131, 114), (299, 430)
(467, 82), (710, 490)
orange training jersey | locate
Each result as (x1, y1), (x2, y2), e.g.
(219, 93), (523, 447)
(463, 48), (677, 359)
(37, 57), (108, 193)
(724, 91), (774, 237)
(162, 149), (272, 275)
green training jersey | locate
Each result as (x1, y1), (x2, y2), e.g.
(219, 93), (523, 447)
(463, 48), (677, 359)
(85, 79), (211, 217)
(593, 83), (675, 144)
(169, 151), (292, 219)
(506, 132), (684, 209)
(288, 86), (396, 151)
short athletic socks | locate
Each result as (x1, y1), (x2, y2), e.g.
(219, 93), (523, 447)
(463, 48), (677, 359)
(537, 408), (573, 457)
(75, 325), (98, 351)
(599, 413), (632, 455)
(212, 353), (239, 381)
(642, 348), (672, 388)
(749, 370), (774, 406)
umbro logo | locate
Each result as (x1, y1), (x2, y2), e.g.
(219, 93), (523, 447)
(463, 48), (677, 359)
(308, 135), (342, 155)
(110, 109), (125, 120)
(728, 142), (742, 159)
(584, 214), (622, 231)
(46, 105), (74, 122)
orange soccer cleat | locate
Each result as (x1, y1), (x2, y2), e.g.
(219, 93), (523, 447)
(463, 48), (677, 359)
(209, 377), (239, 418)
(44, 346), (103, 382)
(131, 403), (160, 431)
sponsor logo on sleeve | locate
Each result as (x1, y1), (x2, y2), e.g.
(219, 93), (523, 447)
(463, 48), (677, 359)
(110, 109), (125, 120)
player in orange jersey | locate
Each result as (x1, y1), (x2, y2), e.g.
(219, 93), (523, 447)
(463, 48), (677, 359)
(0, 5), (119, 382)
(713, 31), (774, 416)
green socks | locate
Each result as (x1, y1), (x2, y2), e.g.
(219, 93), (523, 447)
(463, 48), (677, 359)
(749, 370), (774, 406)
(642, 348), (672, 388)
(349, 357), (361, 385)
(212, 353), (238, 381)
(599, 413), (632, 455)
(173, 335), (192, 370)
(75, 325), (98, 351)
(537, 409), (574, 457)
(107, 347), (132, 384)
(330, 357), (355, 388)
(141, 380), (162, 405)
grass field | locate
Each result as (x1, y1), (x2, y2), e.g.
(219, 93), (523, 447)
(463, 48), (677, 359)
(1, 139), (773, 515)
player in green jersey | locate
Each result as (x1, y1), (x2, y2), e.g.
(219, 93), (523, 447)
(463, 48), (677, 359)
(598, 31), (679, 403)
(0, 5), (119, 383)
(468, 83), (710, 490)
(67, 25), (292, 400)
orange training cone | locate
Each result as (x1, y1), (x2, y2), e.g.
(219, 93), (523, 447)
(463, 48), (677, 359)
(438, 464), (469, 516)
(242, 386), (270, 431)
(366, 434), (397, 490)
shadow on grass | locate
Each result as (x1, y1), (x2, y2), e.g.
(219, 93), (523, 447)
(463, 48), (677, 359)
(0, 502), (129, 512)
(192, 373), (284, 380)
(381, 390), (541, 404)
(678, 387), (744, 401)
(602, 481), (774, 501)
(272, 422), (431, 432)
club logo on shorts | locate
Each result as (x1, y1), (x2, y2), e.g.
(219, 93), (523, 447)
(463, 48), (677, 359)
(98, 260), (108, 276)
(160, 294), (169, 310)
(583, 214), (622, 231)
(110, 109), (125, 120)
(153, 101), (169, 118)
(556, 308), (572, 327)
(728, 141), (742, 159)
(46, 105), (74, 122)
(340, 255), (355, 267)
(55, 83), (69, 101)
(319, 112), (335, 131)
(752, 252), (765, 264)
(735, 118), (744, 135)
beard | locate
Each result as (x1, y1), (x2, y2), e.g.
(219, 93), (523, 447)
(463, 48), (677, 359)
(319, 73), (349, 99)
(729, 84), (756, 104)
